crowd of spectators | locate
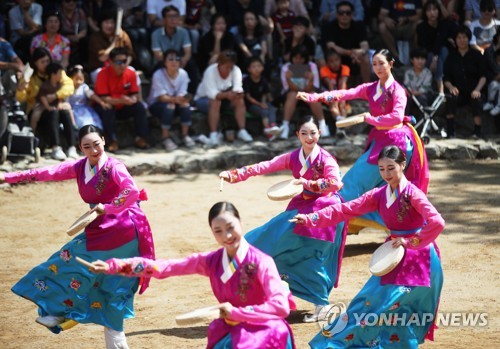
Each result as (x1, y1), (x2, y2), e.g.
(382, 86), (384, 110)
(0, 0), (499, 159)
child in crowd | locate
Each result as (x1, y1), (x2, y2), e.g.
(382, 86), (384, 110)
(36, 62), (75, 131)
(68, 65), (108, 129)
(280, 45), (329, 139)
(404, 48), (434, 119)
(484, 48), (500, 116)
(320, 49), (350, 133)
(89, 201), (296, 348)
(243, 57), (282, 140)
(273, 0), (296, 45)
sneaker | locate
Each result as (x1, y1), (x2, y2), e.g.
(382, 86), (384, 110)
(490, 105), (500, 116)
(51, 146), (67, 161)
(107, 141), (119, 152)
(183, 135), (196, 148)
(303, 305), (332, 323)
(67, 146), (79, 159)
(320, 124), (331, 137)
(162, 138), (178, 151)
(237, 129), (253, 142)
(263, 125), (282, 136)
(36, 315), (65, 328)
(279, 124), (290, 139)
(483, 102), (494, 111)
(209, 132), (221, 147)
(134, 137), (150, 149)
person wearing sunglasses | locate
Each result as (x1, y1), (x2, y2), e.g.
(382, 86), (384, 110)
(322, 1), (371, 83)
(93, 47), (150, 152)
(469, 0), (500, 55)
(465, 0), (500, 25)
(319, 0), (365, 23)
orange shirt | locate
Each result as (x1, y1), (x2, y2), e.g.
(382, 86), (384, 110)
(94, 66), (139, 110)
(320, 64), (350, 81)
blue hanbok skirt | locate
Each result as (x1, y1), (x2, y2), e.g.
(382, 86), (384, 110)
(309, 244), (443, 348)
(11, 233), (139, 332)
(246, 210), (345, 306)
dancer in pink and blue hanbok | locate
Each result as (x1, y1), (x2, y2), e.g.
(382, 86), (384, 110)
(220, 116), (348, 322)
(294, 146), (444, 348)
(89, 201), (296, 349)
(298, 49), (429, 234)
(1, 125), (155, 348)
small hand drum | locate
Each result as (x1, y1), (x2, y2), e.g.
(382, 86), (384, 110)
(175, 305), (222, 326)
(66, 204), (105, 236)
(267, 179), (303, 201)
(336, 114), (365, 128)
(369, 240), (405, 276)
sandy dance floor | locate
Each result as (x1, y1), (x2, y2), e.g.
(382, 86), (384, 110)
(1, 160), (499, 348)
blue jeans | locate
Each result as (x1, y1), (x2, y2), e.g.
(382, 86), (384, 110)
(94, 102), (148, 141)
(247, 103), (277, 125)
(149, 102), (191, 129)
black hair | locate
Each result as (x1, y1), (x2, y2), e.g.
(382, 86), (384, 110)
(30, 47), (52, 73)
(68, 64), (85, 77)
(217, 49), (238, 64)
(290, 44), (310, 63)
(480, 0), (496, 12)
(164, 48), (180, 59)
(377, 145), (407, 164)
(247, 56), (264, 68)
(454, 25), (472, 41)
(239, 10), (264, 38)
(45, 62), (64, 77)
(336, 1), (354, 12)
(78, 124), (104, 144)
(295, 114), (319, 133)
(373, 48), (395, 63)
(293, 16), (310, 28)
(410, 47), (427, 60)
(109, 47), (128, 60)
(422, 0), (443, 22)
(210, 13), (228, 29)
(98, 8), (118, 27)
(208, 202), (241, 226)
(42, 11), (61, 31)
(162, 5), (180, 18)
(325, 49), (341, 60)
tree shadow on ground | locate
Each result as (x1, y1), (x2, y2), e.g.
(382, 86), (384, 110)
(128, 325), (208, 339)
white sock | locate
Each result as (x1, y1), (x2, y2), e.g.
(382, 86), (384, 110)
(104, 327), (129, 349)
(209, 131), (218, 138)
(282, 120), (289, 126)
(318, 119), (326, 128)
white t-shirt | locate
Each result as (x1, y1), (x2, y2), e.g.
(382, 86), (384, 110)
(147, 67), (190, 105)
(469, 19), (500, 46)
(195, 63), (244, 100)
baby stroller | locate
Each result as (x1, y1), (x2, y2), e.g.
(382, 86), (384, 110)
(409, 92), (447, 144)
(0, 97), (40, 164)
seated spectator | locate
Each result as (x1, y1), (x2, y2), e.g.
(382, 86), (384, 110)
(16, 47), (75, 160)
(67, 65), (106, 129)
(320, 49), (350, 127)
(36, 62), (75, 136)
(216, 0), (267, 34)
(416, 0), (458, 94)
(404, 47), (434, 119)
(378, 0), (422, 65)
(87, 9), (134, 74)
(0, 37), (24, 98)
(93, 47), (150, 152)
(264, 0), (310, 21)
(184, 0), (213, 54)
(283, 16), (316, 62)
(465, 0), (500, 25)
(235, 10), (268, 72)
(151, 5), (199, 93)
(197, 13), (237, 73)
(30, 11), (71, 69)
(148, 0), (186, 28)
(59, 0), (88, 66)
(147, 49), (195, 151)
(444, 26), (487, 138)
(280, 44), (329, 139)
(320, 0), (365, 23)
(469, 0), (500, 55)
(484, 47), (500, 116)
(8, 0), (43, 63)
(84, 0), (116, 33)
(272, 0), (296, 46)
(194, 50), (253, 146)
(243, 57), (281, 140)
(322, 1), (371, 83)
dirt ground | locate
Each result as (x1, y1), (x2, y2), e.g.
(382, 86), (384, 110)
(0, 160), (499, 349)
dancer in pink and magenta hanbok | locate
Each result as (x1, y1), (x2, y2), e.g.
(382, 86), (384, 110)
(219, 115), (348, 323)
(298, 49), (429, 234)
(293, 146), (444, 348)
(89, 201), (296, 349)
(0, 125), (155, 349)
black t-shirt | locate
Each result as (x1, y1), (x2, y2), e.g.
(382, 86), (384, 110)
(321, 20), (368, 68)
(197, 31), (237, 72)
(416, 20), (458, 55)
(444, 48), (487, 92)
(243, 76), (270, 104)
(284, 35), (316, 61)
